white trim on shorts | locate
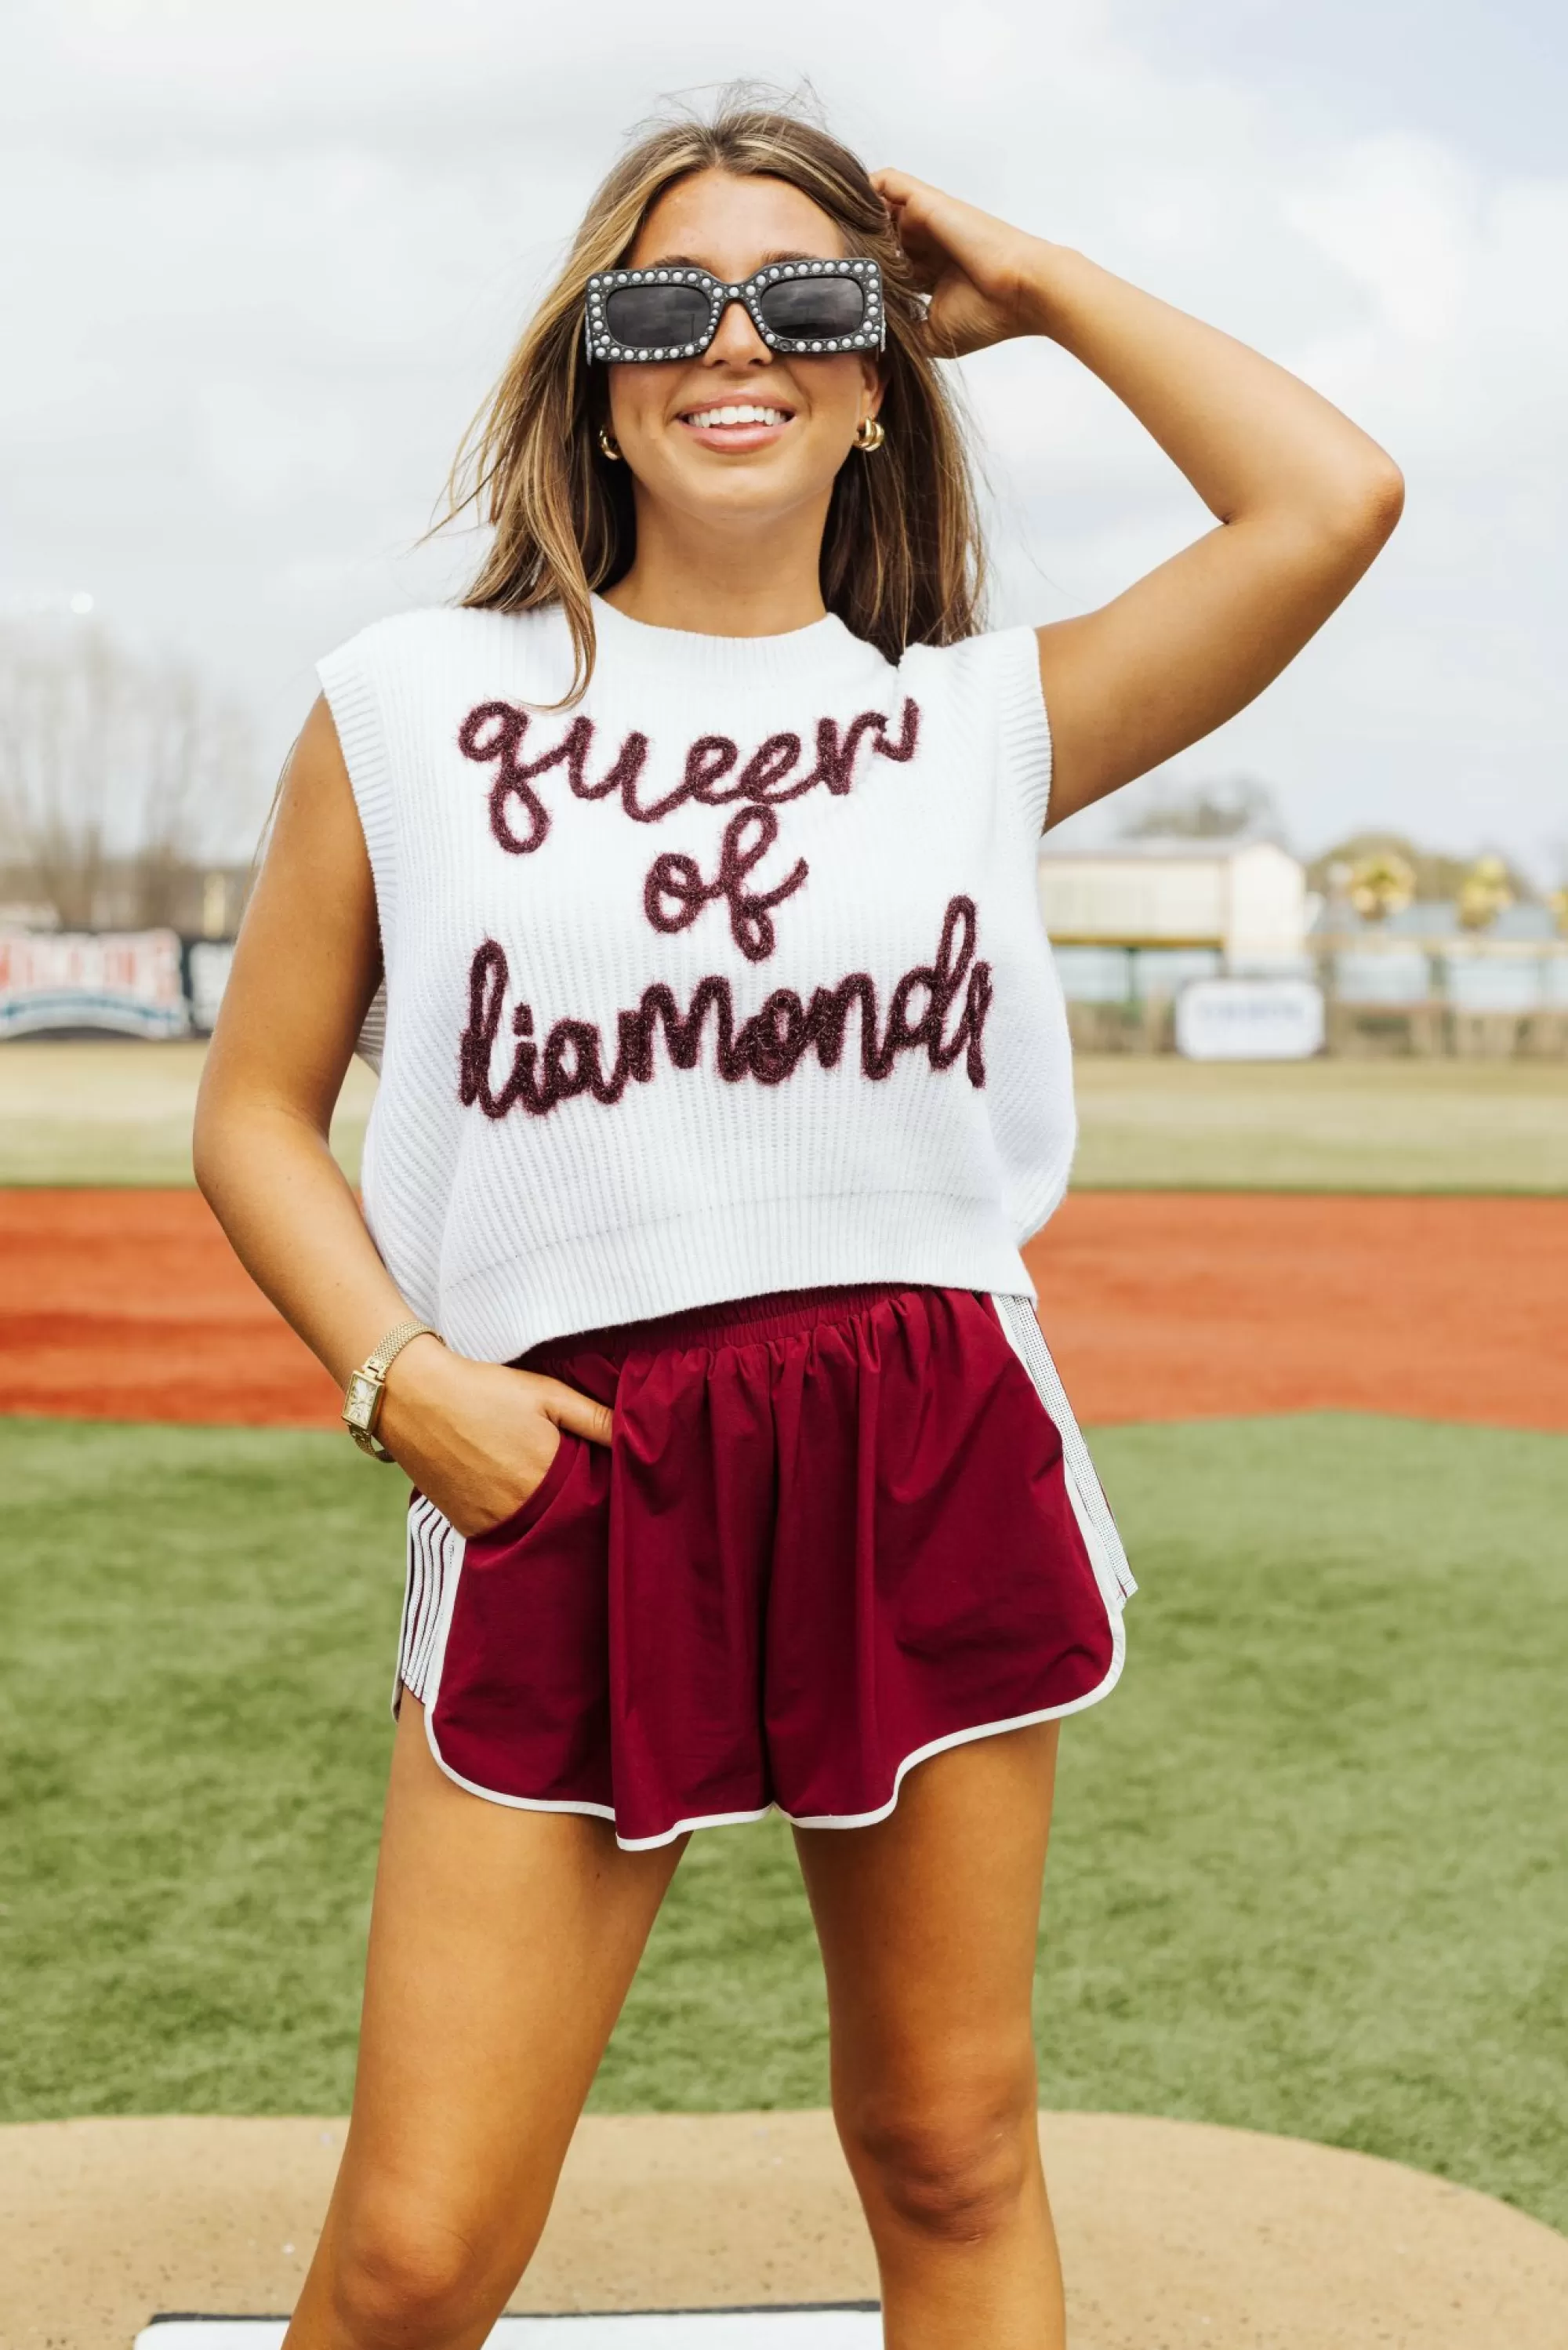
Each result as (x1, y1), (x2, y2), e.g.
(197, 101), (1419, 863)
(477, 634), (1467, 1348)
(987, 1288), (1138, 1607)
(391, 1288), (1134, 1851)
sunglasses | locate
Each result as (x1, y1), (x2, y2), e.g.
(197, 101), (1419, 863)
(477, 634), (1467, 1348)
(583, 256), (885, 365)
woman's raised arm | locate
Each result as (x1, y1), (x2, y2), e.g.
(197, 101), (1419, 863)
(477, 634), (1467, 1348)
(874, 169), (1405, 829)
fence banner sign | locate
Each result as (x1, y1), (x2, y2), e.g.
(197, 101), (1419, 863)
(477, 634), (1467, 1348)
(1175, 975), (1324, 1061)
(183, 939), (236, 1035)
(0, 929), (191, 1039)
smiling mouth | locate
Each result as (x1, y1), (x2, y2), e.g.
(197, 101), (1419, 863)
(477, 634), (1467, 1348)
(677, 402), (794, 434)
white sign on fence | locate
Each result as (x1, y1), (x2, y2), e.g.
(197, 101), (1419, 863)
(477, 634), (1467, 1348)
(187, 939), (236, 1034)
(0, 928), (190, 1039)
(1174, 976), (1324, 1062)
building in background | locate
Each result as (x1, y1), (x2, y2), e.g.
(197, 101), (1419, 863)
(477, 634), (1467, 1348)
(1039, 837), (1308, 964)
(1037, 838), (1312, 1049)
(1317, 897), (1568, 1057)
(1036, 837), (1568, 1057)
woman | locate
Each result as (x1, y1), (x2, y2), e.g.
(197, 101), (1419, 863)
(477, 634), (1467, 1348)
(194, 96), (1400, 2350)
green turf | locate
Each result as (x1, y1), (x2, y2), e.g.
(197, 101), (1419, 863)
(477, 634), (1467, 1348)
(0, 1041), (374, 1187)
(0, 1422), (408, 2115)
(1069, 1054), (1567, 1193)
(3, 1041), (1563, 1191)
(2, 1414), (1565, 2236)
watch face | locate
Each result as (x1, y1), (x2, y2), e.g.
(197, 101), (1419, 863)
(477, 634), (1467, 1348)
(343, 1371), (379, 1431)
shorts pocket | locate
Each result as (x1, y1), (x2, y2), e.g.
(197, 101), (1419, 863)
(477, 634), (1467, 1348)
(464, 1428), (579, 1553)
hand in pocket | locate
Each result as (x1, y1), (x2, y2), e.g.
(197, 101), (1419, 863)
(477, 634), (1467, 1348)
(373, 1343), (613, 1538)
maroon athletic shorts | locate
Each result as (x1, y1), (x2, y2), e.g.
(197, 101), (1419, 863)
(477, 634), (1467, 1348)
(396, 1280), (1124, 1850)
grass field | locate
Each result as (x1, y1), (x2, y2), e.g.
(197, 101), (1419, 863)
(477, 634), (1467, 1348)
(2, 1039), (1563, 1192)
(0, 1041), (377, 1188)
(3, 1411), (1564, 2232)
(1071, 1054), (1566, 1192)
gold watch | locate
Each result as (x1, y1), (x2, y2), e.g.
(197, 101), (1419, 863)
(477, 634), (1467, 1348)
(342, 1317), (439, 1460)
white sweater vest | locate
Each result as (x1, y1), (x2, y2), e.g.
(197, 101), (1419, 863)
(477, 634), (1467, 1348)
(318, 594), (1077, 1364)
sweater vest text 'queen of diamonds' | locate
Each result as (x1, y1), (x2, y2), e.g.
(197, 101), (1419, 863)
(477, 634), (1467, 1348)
(318, 596), (1076, 1365)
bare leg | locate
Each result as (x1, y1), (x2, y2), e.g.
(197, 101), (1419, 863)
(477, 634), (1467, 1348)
(794, 1724), (1063, 2350)
(285, 1696), (684, 2350)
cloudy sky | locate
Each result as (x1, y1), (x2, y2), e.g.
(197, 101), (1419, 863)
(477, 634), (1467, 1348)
(2, 0), (1563, 875)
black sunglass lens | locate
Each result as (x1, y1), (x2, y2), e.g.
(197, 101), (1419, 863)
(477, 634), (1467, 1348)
(756, 276), (867, 342)
(602, 285), (710, 351)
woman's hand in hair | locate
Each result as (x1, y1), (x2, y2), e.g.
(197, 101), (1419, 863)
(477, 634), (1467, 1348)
(871, 167), (1048, 358)
(377, 1345), (614, 1539)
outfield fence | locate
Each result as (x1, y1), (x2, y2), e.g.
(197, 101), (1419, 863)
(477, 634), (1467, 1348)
(5, 925), (1567, 1060)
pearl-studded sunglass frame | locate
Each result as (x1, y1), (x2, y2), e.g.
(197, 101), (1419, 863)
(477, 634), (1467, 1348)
(583, 256), (885, 365)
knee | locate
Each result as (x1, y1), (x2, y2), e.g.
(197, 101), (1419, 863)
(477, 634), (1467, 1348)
(842, 2069), (1040, 2247)
(328, 2196), (494, 2348)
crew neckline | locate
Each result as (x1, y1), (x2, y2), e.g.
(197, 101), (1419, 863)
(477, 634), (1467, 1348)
(589, 590), (881, 681)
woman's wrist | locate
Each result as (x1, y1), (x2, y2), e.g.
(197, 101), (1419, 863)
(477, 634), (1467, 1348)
(1009, 238), (1098, 345)
(376, 1331), (455, 1447)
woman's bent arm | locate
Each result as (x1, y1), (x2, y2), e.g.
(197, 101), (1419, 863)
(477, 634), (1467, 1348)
(1020, 242), (1404, 824)
(873, 172), (1405, 827)
(192, 697), (611, 1535)
(193, 697), (407, 1389)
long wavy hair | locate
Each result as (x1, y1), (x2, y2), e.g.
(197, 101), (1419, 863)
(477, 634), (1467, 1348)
(440, 89), (987, 701)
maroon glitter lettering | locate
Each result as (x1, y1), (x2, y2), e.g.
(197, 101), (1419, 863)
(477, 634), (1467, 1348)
(686, 736), (742, 806)
(460, 702), (652, 855)
(458, 893), (992, 1120)
(802, 698), (920, 794)
(877, 697), (920, 763)
(643, 805), (809, 963)
(459, 697), (920, 841)
(738, 734), (804, 801)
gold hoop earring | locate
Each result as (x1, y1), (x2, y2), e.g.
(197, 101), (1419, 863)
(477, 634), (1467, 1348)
(853, 415), (886, 453)
(597, 424), (622, 461)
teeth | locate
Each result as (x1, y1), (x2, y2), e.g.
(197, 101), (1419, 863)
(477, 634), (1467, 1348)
(684, 404), (789, 429)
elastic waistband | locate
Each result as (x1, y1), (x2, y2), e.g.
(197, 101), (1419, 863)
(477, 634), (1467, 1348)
(518, 1280), (941, 1373)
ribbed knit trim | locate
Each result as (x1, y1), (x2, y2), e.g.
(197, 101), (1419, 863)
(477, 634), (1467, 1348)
(443, 1190), (1034, 1368)
(991, 624), (1054, 836)
(316, 641), (399, 951)
(589, 591), (880, 688)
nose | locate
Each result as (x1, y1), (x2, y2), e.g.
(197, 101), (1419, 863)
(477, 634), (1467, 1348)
(705, 291), (771, 366)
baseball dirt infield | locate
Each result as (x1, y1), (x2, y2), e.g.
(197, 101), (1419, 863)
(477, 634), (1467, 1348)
(5, 2109), (1567, 2350)
(2, 1186), (1565, 1429)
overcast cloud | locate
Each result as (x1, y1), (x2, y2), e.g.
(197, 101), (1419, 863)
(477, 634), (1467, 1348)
(2, 0), (1563, 876)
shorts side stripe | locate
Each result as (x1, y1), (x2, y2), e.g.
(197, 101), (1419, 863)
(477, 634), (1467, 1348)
(987, 1289), (1138, 1607)
(395, 1495), (463, 1715)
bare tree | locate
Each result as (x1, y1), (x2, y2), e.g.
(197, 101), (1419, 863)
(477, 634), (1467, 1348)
(0, 619), (256, 929)
(1116, 773), (1284, 844)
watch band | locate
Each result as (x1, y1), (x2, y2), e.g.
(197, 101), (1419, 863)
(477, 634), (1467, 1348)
(342, 1317), (439, 1461)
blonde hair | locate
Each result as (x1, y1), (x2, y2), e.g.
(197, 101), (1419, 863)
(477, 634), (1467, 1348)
(441, 89), (986, 699)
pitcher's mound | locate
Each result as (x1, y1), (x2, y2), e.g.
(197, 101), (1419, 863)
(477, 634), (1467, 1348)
(4, 2109), (1565, 2350)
